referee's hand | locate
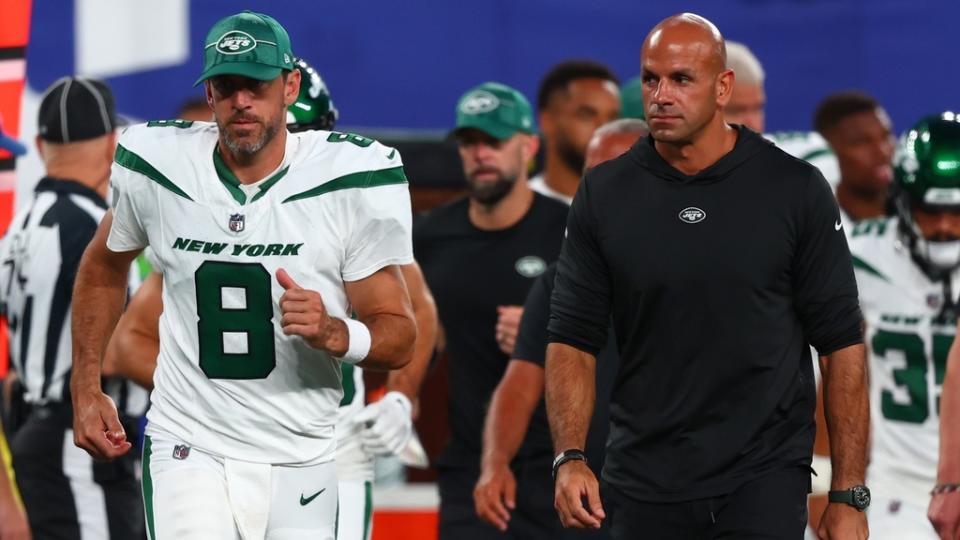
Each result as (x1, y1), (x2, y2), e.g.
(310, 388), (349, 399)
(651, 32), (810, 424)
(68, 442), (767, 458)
(72, 390), (131, 460)
(554, 460), (605, 529)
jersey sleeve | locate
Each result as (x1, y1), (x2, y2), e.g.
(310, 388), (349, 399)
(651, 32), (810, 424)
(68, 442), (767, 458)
(547, 174), (612, 355)
(793, 168), (864, 355)
(341, 167), (414, 282)
(106, 144), (149, 252)
(512, 264), (556, 366)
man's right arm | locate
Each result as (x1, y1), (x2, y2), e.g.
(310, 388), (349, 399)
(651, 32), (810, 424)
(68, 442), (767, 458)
(70, 211), (142, 460)
(475, 265), (555, 530)
(929, 318), (960, 539)
(546, 174), (611, 530)
(475, 359), (544, 530)
(102, 271), (162, 390)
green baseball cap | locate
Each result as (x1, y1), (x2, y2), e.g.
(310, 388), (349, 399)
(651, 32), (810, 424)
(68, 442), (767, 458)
(195, 11), (295, 86)
(620, 76), (645, 120)
(453, 82), (536, 140)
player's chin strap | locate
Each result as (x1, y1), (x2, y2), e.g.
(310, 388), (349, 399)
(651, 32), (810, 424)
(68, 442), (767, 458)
(940, 273), (957, 324)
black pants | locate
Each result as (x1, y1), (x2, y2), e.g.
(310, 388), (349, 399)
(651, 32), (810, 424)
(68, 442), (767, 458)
(603, 466), (810, 540)
(438, 459), (611, 540)
(10, 404), (145, 540)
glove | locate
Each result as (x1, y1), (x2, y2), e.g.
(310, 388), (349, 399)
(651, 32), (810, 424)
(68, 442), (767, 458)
(353, 391), (413, 456)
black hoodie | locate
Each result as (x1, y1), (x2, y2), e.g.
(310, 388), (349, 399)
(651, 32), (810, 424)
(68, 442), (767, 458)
(548, 127), (863, 502)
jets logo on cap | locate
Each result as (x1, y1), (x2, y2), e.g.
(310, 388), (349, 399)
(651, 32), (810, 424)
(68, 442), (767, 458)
(460, 91), (500, 115)
(216, 31), (257, 54)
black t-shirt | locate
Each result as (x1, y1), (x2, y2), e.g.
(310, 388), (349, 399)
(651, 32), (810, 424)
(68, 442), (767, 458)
(548, 128), (863, 502)
(415, 193), (569, 467)
(512, 263), (618, 475)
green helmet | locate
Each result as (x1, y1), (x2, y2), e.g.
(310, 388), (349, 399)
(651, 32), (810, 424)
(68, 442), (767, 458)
(895, 111), (960, 208)
(286, 57), (338, 132)
(893, 111), (960, 275)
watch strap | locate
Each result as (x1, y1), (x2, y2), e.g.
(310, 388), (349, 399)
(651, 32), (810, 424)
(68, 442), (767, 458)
(552, 449), (587, 479)
(828, 490), (853, 504)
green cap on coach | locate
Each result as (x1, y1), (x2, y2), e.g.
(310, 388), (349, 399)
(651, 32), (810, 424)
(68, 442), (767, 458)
(195, 11), (295, 86)
(453, 82), (536, 140)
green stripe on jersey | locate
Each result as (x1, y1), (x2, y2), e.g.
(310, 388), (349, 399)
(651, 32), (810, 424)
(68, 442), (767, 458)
(212, 148), (290, 205)
(142, 436), (156, 540)
(799, 147), (834, 162)
(283, 166), (407, 204)
(851, 254), (890, 283)
(363, 481), (373, 540)
(115, 144), (193, 200)
(340, 363), (356, 407)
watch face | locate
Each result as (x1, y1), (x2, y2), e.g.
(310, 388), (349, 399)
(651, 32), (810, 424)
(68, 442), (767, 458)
(852, 485), (871, 509)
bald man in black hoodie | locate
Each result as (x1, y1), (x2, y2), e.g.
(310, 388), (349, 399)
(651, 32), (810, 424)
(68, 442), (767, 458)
(545, 13), (870, 540)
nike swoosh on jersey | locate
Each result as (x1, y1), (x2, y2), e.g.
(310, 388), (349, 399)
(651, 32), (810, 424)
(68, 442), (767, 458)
(300, 488), (327, 506)
(835, 220), (843, 231)
(386, 148), (396, 160)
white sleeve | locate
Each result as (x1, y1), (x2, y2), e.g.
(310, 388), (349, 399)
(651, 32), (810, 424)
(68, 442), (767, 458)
(106, 163), (149, 252)
(341, 180), (414, 282)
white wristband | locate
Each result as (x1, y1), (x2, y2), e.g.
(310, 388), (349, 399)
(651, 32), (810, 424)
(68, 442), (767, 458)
(335, 318), (371, 365)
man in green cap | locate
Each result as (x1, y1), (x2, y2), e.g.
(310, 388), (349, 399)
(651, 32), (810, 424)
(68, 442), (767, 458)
(414, 82), (569, 539)
(69, 11), (418, 540)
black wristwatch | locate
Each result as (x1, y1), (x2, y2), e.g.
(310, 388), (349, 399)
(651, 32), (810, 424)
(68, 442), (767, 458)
(828, 485), (871, 511)
(552, 449), (588, 479)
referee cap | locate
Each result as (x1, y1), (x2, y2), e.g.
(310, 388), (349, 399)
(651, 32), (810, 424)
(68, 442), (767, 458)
(453, 82), (536, 140)
(196, 11), (295, 86)
(37, 76), (117, 144)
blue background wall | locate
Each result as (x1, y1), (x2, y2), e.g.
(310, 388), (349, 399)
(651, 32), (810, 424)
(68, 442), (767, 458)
(25, 0), (959, 134)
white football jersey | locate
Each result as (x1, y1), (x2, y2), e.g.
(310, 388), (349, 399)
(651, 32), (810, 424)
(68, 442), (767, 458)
(766, 131), (840, 191)
(336, 362), (374, 481)
(107, 121), (413, 465)
(849, 216), (955, 506)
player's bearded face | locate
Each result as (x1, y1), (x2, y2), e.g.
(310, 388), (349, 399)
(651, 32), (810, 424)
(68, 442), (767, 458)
(555, 129), (586, 174)
(219, 110), (280, 156)
(458, 131), (524, 206)
(209, 75), (285, 157)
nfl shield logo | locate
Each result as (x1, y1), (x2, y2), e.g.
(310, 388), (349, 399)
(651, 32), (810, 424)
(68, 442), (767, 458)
(229, 213), (245, 232)
(172, 444), (191, 460)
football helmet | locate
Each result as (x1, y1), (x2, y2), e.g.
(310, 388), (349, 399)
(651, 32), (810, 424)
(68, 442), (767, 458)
(894, 111), (960, 274)
(286, 57), (338, 132)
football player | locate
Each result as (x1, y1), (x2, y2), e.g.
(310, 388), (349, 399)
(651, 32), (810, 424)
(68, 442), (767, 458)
(849, 112), (960, 539)
(70, 12), (417, 540)
(102, 56), (437, 540)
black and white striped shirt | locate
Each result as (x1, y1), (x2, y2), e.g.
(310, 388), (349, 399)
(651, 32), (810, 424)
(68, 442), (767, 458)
(0, 177), (147, 416)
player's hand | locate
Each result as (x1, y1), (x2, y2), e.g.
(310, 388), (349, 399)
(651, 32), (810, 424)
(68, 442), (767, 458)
(353, 391), (413, 456)
(72, 388), (131, 460)
(817, 503), (868, 539)
(554, 460), (604, 529)
(929, 491), (960, 539)
(0, 497), (31, 540)
(495, 306), (523, 356)
(277, 268), (340, 353)
(474, 461), (516, 531)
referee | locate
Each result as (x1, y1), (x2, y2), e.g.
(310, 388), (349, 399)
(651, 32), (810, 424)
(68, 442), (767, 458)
(0, 77), (147, 539)
(545, 14), (869, 540)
